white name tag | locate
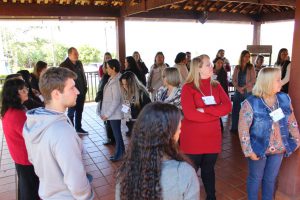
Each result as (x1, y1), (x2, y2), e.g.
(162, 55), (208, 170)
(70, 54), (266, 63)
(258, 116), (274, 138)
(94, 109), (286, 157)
(269, 108), (285, 122)
(121, 104), (130, 113)
(201, 96), (216, 105)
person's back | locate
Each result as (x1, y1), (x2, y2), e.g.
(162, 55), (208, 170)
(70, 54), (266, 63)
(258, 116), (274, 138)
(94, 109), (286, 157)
(161, 160), (199, 200)
(116, 102), (200, 200)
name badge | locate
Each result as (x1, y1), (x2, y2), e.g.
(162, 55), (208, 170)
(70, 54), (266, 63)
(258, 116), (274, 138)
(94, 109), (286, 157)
(121, 104), (130, 113)
(269, 108), (285, 122)
(201, 96), (216, 105)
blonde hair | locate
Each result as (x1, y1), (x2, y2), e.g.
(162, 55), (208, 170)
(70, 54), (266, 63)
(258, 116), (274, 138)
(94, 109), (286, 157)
(186, 54), (218, 89)
(162, 68), (181, 87)
(252, 67), (281, 97)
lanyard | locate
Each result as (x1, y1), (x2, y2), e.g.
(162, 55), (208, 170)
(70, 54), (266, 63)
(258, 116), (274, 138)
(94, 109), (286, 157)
(260, 96), (279, 112)
(199, 84), (212, 97)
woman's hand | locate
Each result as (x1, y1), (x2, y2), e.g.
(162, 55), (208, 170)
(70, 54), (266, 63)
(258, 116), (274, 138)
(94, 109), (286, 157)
(197, 108), (204, 113)
(249, 152), (260, 160)
(101, 115), (108, 121)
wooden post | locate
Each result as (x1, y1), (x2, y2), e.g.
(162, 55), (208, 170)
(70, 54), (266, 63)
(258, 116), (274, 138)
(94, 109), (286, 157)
(252, 21), (261, 45)
(277, 0), (300, 198)
(252, 21), (261, 63)
(116, 17), (126, 71)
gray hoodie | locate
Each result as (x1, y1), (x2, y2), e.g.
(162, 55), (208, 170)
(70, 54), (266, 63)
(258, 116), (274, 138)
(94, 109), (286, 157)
(23, 108), (93, 200)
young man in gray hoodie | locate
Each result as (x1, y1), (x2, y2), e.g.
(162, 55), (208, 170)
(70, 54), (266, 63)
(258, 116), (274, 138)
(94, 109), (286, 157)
(23, 67), (94, 200)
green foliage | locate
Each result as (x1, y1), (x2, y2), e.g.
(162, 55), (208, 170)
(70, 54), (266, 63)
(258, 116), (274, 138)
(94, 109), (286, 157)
(78, 45), (101, 64)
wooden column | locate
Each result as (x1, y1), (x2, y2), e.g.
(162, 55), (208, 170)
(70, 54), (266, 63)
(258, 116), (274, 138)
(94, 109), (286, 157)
(116, 17), (126, 70)
(252, 21), (261, 45)
(252, 21), (261, 63)
(277, 0), (300, 198)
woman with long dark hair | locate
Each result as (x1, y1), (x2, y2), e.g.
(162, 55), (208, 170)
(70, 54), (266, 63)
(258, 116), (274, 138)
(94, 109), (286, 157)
(231, 50), (256, 133)
(119, 71), (151, 136)
(1, 78), (40, 200)
(116, 102), (200, 200)
(31, 60), (47, 92)
(274, 48), (291, 93)
(124, 56), (146, 85)
(133, 51), (148, 81)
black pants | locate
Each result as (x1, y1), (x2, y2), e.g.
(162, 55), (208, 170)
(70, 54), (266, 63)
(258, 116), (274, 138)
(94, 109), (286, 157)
(15, 163), (39, 200)
(67, 94), (85, 130)
(126, 120), (135, 136)
(105, 120), (115, 143)
(187, 154), (218, 200)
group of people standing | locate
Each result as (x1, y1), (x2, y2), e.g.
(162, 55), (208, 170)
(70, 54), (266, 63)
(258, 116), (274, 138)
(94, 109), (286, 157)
(1, 46), (298, 200)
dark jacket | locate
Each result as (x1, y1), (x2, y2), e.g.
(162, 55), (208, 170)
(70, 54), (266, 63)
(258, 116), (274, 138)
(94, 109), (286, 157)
(214, 67), (228, 95)
(95, 73), (110, 106)
(130, 90), (151, 119)
(59, 58), (87, 95)
(30, 73), (40, 92)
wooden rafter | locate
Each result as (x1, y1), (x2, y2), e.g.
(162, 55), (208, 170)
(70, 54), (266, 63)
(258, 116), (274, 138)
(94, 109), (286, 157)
(228, 2), (242, 13)
(208, 0), (295, 7)
(122, 0), (186, 16)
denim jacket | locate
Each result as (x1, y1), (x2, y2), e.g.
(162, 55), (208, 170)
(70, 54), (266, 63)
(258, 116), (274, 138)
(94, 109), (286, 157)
(245, 92), (297, 158)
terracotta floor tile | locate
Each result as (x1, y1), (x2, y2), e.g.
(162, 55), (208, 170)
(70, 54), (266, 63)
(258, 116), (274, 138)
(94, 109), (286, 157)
(224, 188), (247, 200)
(92, 177), (109, 188)
(100, 193), (115, 200)
(94, 185), (115, 197)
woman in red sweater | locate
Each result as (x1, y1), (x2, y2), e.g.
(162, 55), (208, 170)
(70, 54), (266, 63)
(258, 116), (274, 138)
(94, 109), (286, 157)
(180, 55), (232, 200)
(1, 78), (39, 200)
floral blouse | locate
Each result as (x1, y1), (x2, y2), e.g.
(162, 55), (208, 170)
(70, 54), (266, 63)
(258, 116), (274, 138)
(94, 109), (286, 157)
(238, 100), (300, 157)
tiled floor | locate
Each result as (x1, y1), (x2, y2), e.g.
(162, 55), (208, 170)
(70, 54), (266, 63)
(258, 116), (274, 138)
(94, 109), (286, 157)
(0, 103), (289, 200)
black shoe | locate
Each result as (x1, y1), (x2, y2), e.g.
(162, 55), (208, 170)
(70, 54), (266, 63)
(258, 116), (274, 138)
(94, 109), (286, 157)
(109, 156), (122, 162)
(76, 128), (88, 135)
(103, 140), (115, 145)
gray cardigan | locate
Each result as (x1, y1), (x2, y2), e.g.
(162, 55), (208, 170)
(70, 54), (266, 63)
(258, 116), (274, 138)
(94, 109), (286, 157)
(101, 73), (123, 120)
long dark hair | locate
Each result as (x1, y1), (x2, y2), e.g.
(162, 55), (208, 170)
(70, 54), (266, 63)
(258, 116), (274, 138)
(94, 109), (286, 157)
(275, 48), (288, 66)
(1, 78), (26, 117)
(117, 102), (187, 200)
(126, 56), (140, 72)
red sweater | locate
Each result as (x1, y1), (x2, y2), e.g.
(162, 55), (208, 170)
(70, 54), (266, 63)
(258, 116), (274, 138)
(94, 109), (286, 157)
(2, 108), (31, 165)
(180, 78), (232, 154)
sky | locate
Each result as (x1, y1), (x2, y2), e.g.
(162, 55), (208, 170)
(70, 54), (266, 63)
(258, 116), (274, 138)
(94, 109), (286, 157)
(0, 19), (295, 71)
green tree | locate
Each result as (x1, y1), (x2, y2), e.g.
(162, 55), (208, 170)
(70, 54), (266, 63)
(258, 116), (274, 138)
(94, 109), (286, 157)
(78, 45), (100, 64)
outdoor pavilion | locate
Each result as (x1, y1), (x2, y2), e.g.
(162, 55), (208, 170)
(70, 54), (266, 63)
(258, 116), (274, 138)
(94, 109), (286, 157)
(0, 0), (300, 198)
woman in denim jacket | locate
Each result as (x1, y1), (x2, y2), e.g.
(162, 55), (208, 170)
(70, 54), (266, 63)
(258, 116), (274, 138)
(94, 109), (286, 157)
(238, 67), (300, 200)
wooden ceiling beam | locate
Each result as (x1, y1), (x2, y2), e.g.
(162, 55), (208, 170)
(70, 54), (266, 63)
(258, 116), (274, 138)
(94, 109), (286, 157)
(128, 8), (253, 22)
(122, 0), (187, 16)
(259, 10), (295, 21)
(0, 2), (120, 18)
(209, 0), (295, 7)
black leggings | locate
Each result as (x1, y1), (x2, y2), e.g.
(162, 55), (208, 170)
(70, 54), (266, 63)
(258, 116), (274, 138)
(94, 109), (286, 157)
(15, 163), (39, 200)
(187, 154), (218, 200)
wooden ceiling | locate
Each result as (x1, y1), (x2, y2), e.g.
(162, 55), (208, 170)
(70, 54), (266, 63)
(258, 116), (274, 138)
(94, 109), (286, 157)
(0, 0), (296, 22)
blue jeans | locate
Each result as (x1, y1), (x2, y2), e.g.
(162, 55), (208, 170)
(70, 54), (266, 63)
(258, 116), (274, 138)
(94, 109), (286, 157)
(109, 120), (125, 159)
(231, 91), (249, 130)
(247, 154), (283, 200)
